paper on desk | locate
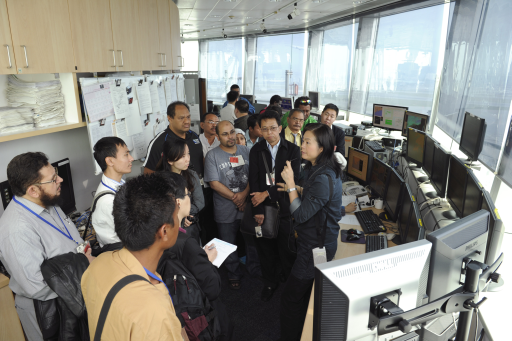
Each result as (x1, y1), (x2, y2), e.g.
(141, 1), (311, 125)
(111, 84), (130, 119)
(342, 195), (361, 212)
(205, 238), (237, 268)
(136, 82), (153, 115)
(339, 214), (361, 226)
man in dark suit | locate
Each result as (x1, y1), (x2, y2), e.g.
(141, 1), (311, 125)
(249, 110), (301, 302)
(320, 103), (345, 155)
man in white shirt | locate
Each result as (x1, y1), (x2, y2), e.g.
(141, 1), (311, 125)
(199, 112), (220, 158)
(92, 137), (134, 250)
(219, 90), (238, 124)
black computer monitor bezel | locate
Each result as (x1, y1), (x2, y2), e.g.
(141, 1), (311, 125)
(423, 134), (437, 179)
(240, 94), (255, 104)
(404, 199), (426, 243)
(459, 111), (486, 162)
(405, 128), (426, 167)
(372, 103), (409, 132)
(369, 157), (392, 199)
(347, 147), (371, 185)
(398, 183), (414, 243)
(401, 111), (429, 137)
(446, 155), (469, 218)
(383, 168), (405, 222)
(308, 91), (320, 109)
(481, 189), (504, 265)
(430, 144), (450, 198)
(51, 158), (76, 216)
(462, 169), (483, 218)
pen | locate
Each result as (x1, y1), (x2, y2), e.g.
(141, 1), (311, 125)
(208, 245), (216, 250)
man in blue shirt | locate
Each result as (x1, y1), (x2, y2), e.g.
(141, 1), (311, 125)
(222, 84), (255, 115)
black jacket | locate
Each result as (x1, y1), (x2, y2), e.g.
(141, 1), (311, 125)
(249, 137), (301, 217)
(39, 252), (90, 341)
(332, 124), (346, 156)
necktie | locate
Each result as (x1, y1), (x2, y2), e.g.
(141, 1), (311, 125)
(292, 133), (298, 145)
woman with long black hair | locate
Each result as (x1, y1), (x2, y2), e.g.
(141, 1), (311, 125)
(277, 123), (343, 341)
(157, 139), (204, 244)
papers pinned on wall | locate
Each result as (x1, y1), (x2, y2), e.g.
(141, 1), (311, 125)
(82, 82), (115, 123)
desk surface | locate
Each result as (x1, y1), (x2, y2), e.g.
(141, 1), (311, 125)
(300, 207), (397, 341)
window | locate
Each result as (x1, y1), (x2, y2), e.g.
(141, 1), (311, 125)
(205, 39), (244, 103)
(181, 41), (198, 71)
(254, 33), (307, 104)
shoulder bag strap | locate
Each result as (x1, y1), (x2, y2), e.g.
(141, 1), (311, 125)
(94, 274), (150, 341)
(315, 174), (333, 249)
(260, 151), (274, 186)
(82, 191), (115, 239)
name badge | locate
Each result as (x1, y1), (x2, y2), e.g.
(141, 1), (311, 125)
(230, 155), (245, 167)
(266, 172), (275, 186)
(193, 139), (200, 144)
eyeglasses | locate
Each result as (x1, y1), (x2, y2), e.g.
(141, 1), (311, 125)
(299, 99), (312, 105)
(291, 117), (304, 123)
(261, 126), (279, 133)
(35, 167), (58, 186)
(207, 120), (219, 125)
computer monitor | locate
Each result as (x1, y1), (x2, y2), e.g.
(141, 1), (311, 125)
(308, 91), (320, 109)
(430, 144), (451, 198)
(404, 197), (425, 244)
(459, 112), (486, 161)
(372, 104), (408, 132)
(369, 157), (391, 199)
(239, 94), (254, 104)
(51, 158), (76, 215)
(426, 210), (489, 301)
(462, 169), (483, 218)
(281, 97), (293, 111)
(480, 189), (504, 265)
(402, 111), (429, 137)
(396, 183), (414, 245)
(313, 240), (432, 340)
(446, 156), (468, 218)
(405, 128), (426, 167)
(423, 134), (437, 178)
(352, 136), (364, 150)
(382, 169), (404, 222)
(347, 147), (371, 185)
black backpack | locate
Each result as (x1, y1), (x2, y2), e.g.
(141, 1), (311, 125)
(157, 233), (220, 341)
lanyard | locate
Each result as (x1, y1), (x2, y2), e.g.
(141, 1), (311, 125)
(101, 181), (119, 193)
(13, 196), (78, 244)
(144, 267), (173, 303)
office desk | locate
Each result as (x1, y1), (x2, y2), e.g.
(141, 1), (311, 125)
(300, 207), (397, 341)
(0, 274), (25, 341)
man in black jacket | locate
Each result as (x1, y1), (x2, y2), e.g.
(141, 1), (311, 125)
(320, 103), (345, 156)
(249, 110), (301, 301)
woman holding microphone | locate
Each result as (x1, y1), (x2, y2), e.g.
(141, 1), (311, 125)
(277, 123), (343, 341)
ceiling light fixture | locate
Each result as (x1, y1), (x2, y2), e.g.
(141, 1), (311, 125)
(260, 19), (267, 34)
(210, 15), (221, 18)
(288, 3), (300, 20)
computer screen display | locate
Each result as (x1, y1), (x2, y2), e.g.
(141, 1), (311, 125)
(370, 157), (390, 199)
(401, 111), (429, 137)
(462, 170), (483, 218)
(240, 94), (254, 104)
(459, 112), (486, 161)
(446, 156), (468, 217)
(405, 128), (426, 167)
(372, 104), (408, 132)
(347, 147), (370, 184)
(308, 91), (320, 109)
(398, 184), (413, 243)
(430, 144), (450, 197)
(281, 97), (293, 111)
(423, 134), (437, 178)
(51, 158), (76, 216)
(383, 169), (404, 222)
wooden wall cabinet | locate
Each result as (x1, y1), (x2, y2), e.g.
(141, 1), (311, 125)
(170, 1), (182, 70)
(68, 0), (116, 73)
(6, 0), (75, 74)
(0, 0), (16, 74)
(157, 0), (173, 70)
(138, 0), (161, 70)
(110, 0), (143, 71)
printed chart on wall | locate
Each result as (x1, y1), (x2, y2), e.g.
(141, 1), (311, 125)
(80, 74), (184, 175)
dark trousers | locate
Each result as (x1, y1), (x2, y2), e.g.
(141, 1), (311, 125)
(217, 220), (243, 280)
(199, 187), (218, 245)
(254, 215), (297, 289)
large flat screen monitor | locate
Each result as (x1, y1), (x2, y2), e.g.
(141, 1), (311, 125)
(405, 128), (426, 167)
(427, 210), (489, 301)
(423, 134), (437, 178)
(308, 91), (320, 110)
(446, 155), (468, 217)
(372, 104), (408, 132)
(281, 97), (293, 111)
(369, 157), (391, 199)
(397, 183), (414, 245)
(404, 197), (425, 244)
(51, 158), (76, 216)
(240, 94), (254, 104)
(480, 189), (505, 265)
(382, 169), (404, 222)
(347, 147), (371, 185)
(402, 111), (429, 137)
(462, 169), (483, 218)
(430, 144), (451, 198)
(459, 112), (486, 161)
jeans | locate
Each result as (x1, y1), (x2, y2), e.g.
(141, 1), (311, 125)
(216, 220), (243, 280)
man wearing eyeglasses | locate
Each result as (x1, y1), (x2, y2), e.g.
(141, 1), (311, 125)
(281, 109), (305, 147)
(249, 110), (300, 302)
(281, 96), (317, 130)
(0, 152), (94, 341)
(199, 113), (220, 158)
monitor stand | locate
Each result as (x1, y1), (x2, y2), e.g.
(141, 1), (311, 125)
(441, 210), (458, 220)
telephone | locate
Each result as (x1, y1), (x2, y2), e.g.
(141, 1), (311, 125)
(342, 181), (368, 196)
(342, 181), (359, 191)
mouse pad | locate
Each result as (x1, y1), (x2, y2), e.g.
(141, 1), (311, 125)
(340, 230), (366, 244)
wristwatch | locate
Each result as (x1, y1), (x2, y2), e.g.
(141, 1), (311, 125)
(286, 187), (297, 193)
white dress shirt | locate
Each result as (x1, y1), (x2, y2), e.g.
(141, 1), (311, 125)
(92, 174), (125, 247)
(219, 103), (237, 124)
(199, 133), (220, 158)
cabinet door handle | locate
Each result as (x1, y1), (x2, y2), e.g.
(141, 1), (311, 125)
(177, 55), (182, 67)
(110, 49), (116, 67)
(21, 45), (29, 68)
(3, 45), (12, 68)
(158, 53), (163, 67)
(163, 53), (167, 67)
(118, 50), (124, 67)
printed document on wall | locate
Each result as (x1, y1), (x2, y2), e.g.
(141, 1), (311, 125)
(177, 77), (185, 102)
(157, 82), (167, 114)
(136, 82), (153, 115)
(82, 82), (115, 123)
(125, 101), (143, 136)
(111, 83), (130, 119)
(164, 77), (178, 103)
(88, 116), (115, 174)
(149, 82), (161, 114)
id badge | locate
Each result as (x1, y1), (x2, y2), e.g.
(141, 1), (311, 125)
(255, 226), (263, 238)
(230, 155), (245, 167)
(266, 172), (275, 186)
(312, 247), (327, 266)
(76, 241), (89, 254)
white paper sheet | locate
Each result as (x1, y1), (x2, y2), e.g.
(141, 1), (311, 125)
(339, 214), (361, 226)
(165, 77), (177, 103)
(342, 195), (357, 207)
(112, 119), (129, 140)
(189, 104), (200, 121)
(149, 82), (161, 114)
(177, 76), (185, 102)
(111, 84), (130, 119)
(88, 115), (115, 174)
(131, 132), (146, 160)
(125, 101), (143, 136)
(82, 82), (115, 122)
(205, 238), (237, 268)
(157, 82), (167, 114)
(136, 82), (153, 115)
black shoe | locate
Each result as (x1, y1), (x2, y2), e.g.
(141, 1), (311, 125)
(261, 286), (277, 302)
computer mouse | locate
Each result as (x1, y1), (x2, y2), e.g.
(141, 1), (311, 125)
(347, 234), (360, 241)
(347, 229), (363, 235)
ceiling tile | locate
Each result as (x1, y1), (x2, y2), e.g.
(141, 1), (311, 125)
(177, 0), (197, 9)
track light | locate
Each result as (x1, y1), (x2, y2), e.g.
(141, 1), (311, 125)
(260, 20), (267, 33)
(288, 3), (300, 20)
(223, 29), (227, 38)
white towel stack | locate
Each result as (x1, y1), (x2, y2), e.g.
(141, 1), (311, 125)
(6, 75), (66, 129)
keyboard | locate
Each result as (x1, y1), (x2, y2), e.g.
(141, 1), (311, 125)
(354, 210), (386, 234)
(366, 235), (388, 253)
(365, 140), (385, 152)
